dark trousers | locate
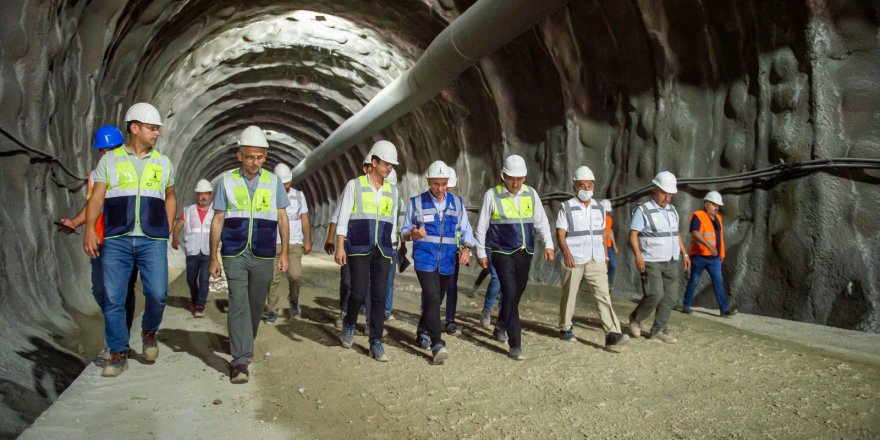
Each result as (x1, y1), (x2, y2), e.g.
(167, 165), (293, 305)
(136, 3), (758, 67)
(492, 250), (532, 349)
(186, 254), (211, 306)
(344, 248), (390, 342)
(339, 263), (351, 310)
(444, 260), (460, 322)
(417, 270), (450, 347)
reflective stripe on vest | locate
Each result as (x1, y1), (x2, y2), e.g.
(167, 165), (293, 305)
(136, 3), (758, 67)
(635, 200), (681, 261)
(183, 204), (213, 256)
(486, 184), (535, 254)
(88, 170), (106, 244)
(561, 198), (606, 261)
(689, 210), (725, 259)
(220, 169), (279, 259)
(103, 147), (169, 239)
(412, 192), (462, 274)
(347, 175), (398, 258)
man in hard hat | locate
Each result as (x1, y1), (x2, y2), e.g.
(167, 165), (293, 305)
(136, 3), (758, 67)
(627, 171), (691, 344)
(264, 163), (311, 324)
(556, 166), (629, 349)
(209, 125), (290, 384)
(59, 125), (137, 366)
(324, 151), (374, 328)
(600, 199), (619, 291)
(475, 154), (555, 361)
(681, 191), (737, 317)
(335, 140), (400, 362)
(402, 161), (475, 363)
(84, 103), (177, 377)
(171, 179), (215, 318)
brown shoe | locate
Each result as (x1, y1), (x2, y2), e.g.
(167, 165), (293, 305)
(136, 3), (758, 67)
(652, 330), (678, 344)
(628, 319), (641, 338)
(230, 364), (249, 384)
(101, 352), (128, 377)
(142, 331), (159, 362)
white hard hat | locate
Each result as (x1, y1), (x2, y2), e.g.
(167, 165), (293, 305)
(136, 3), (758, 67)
(704, 190), (723, 206)
(370, 140), (399, 165)
(448, 168), (457, 187)
(651, 171), (678, 194)
(573, 166), (595, 181)
(238, 126), (269, 148)
(195, 179), (213, 193)
(501, 154), (527, 177)
(274, 163), (293, 183)
(426, 160), (452, 179)
(600, 199), (612, 212)
(386, 169), (398, 185)
(363, 151), (373, 165)
(124, 103), (163, 126)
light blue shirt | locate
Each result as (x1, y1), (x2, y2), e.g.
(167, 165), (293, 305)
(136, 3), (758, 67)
(400, 191), (475, 246)
(212, 167), (290, 212)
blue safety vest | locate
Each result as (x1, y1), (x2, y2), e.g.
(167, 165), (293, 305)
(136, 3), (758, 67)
(347, 175), (398, 259)
(486, 184), (536, 254)
(412, 191), (463, 274)
(103, 147), (170, 239)
(220, 169), (279, 259)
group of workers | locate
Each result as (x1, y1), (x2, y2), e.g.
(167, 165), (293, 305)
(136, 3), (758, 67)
(60, 101), (735, 383)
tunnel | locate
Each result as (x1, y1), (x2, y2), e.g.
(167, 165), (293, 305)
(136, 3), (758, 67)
(1, 0), (878, 436)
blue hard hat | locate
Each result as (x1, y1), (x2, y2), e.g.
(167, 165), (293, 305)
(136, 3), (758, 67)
(93, 125), (125, 150)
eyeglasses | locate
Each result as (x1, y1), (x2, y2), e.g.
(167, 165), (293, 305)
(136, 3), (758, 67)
(243, 154), (266, 162)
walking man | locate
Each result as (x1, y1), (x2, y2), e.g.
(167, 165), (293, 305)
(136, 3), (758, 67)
(265, 163), (311, 323)
(84, 103), (177, 377)
(402, 161), (475, 364)
(628, 171), (690, 344)
(172, 179), (214, 318)
(682, 191), (737, 316)
(209, 126), (289, 383)
(475, 154), (554, 360)
(335, 140), (400, 362)
(60, 125), (137, 366)
(556, 167), (629, 349)
(600, 199), (619, 291)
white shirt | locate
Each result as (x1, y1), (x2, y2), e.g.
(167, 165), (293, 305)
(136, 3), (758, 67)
(556, 198), (607, 264)
(277, 188), (309, 244)
(335, 176), (392, 237)
(474, 185), (553, 259)
(630, 199), (681, 262)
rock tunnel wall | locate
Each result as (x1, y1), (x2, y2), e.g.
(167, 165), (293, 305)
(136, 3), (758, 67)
(0, 0), (878, 435)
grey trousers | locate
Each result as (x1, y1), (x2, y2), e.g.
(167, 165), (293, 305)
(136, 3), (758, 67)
(223, 251), (274, 366)
(630, 260), (681, 335)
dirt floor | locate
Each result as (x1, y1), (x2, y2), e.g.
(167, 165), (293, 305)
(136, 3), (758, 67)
(21, 252), (880, 439)
(192, 253), (879, 439)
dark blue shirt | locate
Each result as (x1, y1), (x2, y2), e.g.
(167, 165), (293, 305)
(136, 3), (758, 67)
(689, 213), (721, 257)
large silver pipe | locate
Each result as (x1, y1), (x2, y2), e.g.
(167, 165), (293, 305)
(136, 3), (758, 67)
(289, 0), (571, 185)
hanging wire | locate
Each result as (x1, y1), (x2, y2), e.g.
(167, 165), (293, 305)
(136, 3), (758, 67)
(0, 123), (89, 189)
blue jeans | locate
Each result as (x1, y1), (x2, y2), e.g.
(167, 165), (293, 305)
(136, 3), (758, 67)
(483, 253), (502, 310)
(607, 248), (617, 286)
(102, 236), (168, 354)
(186, 254), (211, 306)
(683, 255), (729, 312)
(91, 248), (138, 334)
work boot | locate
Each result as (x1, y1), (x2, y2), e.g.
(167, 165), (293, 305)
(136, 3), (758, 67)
(480, 308), (491, 329)
(721, 307), (738, 317)
(341, 323), (356, 348)
(431, 344), (448, 365)
(417, 332), (431, 350)
(508, 347), (525, 361)
(370, 340), (389, 362)
(288, 301), (301, 318)
(651, 330), (678, 344)
(264, 310), (278, 325)
(101, 352), (128, 377)
(628, 318), (642, 339)
(605, 332), (630, 349)
(493, 326), (508, 343)
(142, 331), (159, 363)
(559, 328), (576, 342)
(230, 364), (249, 384)
(94, 347), (111, 368)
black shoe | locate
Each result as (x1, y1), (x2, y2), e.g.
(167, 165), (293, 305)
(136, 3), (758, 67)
(604, 332), (631, 349)
(416, 332), (431, 350)
(559, 329), (575, 341)
(676, 305), (692, 314)
(445, 321), (460, 336)
(230, 364), (249, 384)
(721, 308), (738, 317)
(493, 327), (508, 343)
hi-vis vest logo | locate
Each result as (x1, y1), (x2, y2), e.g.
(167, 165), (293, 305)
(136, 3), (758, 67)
(144, 164), (163, 189)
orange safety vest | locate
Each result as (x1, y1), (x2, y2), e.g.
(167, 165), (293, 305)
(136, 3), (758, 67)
(604, 214), (613, 249)
(87, 171), (105, 244)
(689, 210), (724, 259)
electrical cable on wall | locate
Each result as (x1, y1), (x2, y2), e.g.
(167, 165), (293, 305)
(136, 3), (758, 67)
(0, 123), (89, 189)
